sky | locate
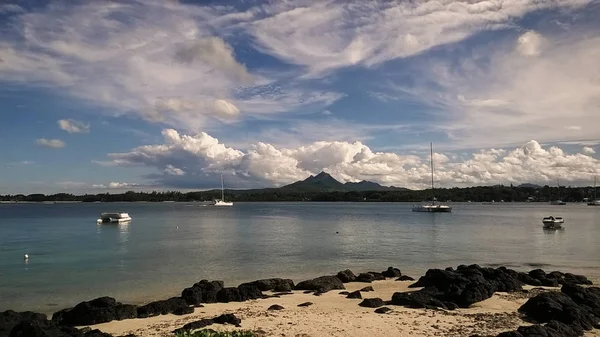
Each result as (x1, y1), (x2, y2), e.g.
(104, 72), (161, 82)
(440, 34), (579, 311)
(1, 0), (599, 194)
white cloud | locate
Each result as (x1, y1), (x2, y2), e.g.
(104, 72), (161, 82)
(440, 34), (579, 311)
(389, 27), (600, 149)
(98, 129), (600, 189)
(92, 182), (140, 189)
(36, 138), (65, 149)
(516, 31), (545, 56)
(58, 119), (90, 133)
(248, 1), (590, 77)
(583, 146), (596, 154)
(0, 1), (340, 131)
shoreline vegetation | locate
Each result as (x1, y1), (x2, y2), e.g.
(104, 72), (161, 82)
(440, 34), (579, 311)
(1, 185), (598, 203)
(2, 172), (598, 203)
(2, 265), (600, 337)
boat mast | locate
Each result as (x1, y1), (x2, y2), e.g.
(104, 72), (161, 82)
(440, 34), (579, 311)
(221, 174), (224, 201)
(430, 142), (435, 205)
(595, 176), (597, 201)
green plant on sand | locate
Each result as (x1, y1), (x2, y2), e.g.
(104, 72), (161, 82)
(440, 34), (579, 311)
(174, 329), (255, 337)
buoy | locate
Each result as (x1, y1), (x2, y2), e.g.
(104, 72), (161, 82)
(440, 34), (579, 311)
(336, 231), (339, 234)
(176, 226), (179, 229)
(24, 253), (29, 260)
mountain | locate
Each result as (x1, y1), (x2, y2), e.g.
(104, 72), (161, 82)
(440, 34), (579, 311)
(279, 172), (407, 193)
(518, 183), (541, 188)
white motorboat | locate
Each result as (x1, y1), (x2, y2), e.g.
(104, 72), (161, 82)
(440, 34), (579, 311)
(412, 143), (452, 213)
(212, 174), (233, 207)
(542, 216), (564, 229)
(97, 212), (132, 224)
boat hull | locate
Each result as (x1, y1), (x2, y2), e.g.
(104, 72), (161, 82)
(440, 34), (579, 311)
(412, 205), (452, 213)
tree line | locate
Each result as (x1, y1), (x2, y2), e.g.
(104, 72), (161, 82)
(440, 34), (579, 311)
(0, 185), (597, 203)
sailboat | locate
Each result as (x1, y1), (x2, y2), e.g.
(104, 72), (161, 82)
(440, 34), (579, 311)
(412, 143), (452, 213)
(550, 179), (566, 205)
(588, 176), (600, 206)
(213, 174), (233, 206)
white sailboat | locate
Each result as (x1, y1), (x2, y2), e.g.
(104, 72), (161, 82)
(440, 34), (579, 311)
(213, 174), (233, 206)
(412, 143), (452, 213)
(550, 178), (566, 205)
(588, 176), (600, 206)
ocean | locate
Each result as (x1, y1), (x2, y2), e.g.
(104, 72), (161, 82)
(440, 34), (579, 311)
(1, 202), (599, 314)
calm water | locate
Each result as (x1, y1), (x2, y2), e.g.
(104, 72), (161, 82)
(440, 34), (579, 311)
(1, 202), (599, 314)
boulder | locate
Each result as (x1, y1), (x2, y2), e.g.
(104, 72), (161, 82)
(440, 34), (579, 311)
(374, 307), (392, 314)
(297, 302), (313, 307)
(519, 292), (596, 333)
(52, 297), (138, 326)
(239, 279), (294, 292)
(564, 273), (593, 286)
(360, 286), (374, 292)
(336, 270), (356, 283)
(212, 313), (241, 326)
(518, 272), (542, 286)
(382, 267), (401, 278)
(396, 275), (415, 281)
(237, 284), (264, 301)
(497, 321), (583, 337)
(367, 272), (386, 281)
(561, 284), (600, 317)
(137, 297), (189, 318)
(339, 291), (349, 295)
(172, 306), (194, 316)
(1, 311), (49, 337)
(267, 305), (284, 311)
(295, 276), (345, 293)
(346, 291), (362, 299)
(358, 298), (385, 308)
(172, 313), (241, 334)
(181, 280), (223, 305)
(216, 288), (241, 303)
(355, 273), (375, 283)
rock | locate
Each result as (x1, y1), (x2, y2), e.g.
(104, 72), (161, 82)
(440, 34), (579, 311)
(382, 267), (402, 278)
(374, 307), (392, 314)
(518, 272), (542, 286)
(239, 278), (294, 292)
(181, 280), (223, 305)
(519, 291), (596, 333)
(564, 273), (593, 286)
(303, 291), (312, 294)
(52, 297), (138, 325)
(359, 298), (385, 308)
(396, 275), (415, 281)
(172, 306), (194, 316)
(541, 278), (560, 287)
(529, 269), (547, 280)
(297, 302), (313, 307)
(356, 273), (375, 283)
(336, 270), (357, 283)
(212, 313), (241, 326)
(367, 272), (386, 281)
(360, 286), (374, 292)
(137, 297), (188, 318)
(313, 292), (323, 296)
(346, 291), (362, 299)
(295, 276), (345, 293)
(338, 291), (349, 295)
(561, 284), (600, 317)
(391, 291), (451, 309)
(267, 305), (284, 311)
(1, 311), (48, 337)
(237, 284), (264, 301)
(216, 288), (241, 303)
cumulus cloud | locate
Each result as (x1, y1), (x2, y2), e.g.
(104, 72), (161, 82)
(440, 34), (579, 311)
(516, 31), (545, 56)
(92, 182), (140, 189)
(98, 129), (600, 189)
(583, 146), (596, 154)
(36, 138), (65, 149)
(58, 119), (90, 133)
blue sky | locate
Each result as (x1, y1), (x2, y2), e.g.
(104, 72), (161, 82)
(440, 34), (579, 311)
(1, 0), (599, 194)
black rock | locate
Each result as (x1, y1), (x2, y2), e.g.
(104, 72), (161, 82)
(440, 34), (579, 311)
(541, 278), (560, 287)
(396, 275), (415, 281)
(295, 276), (345, 293)
(303, 291), (313, 294)
(359, 298), (384, 308)
(237, 284), (264, 301)
(267, 305), (284, 311)
(519, 291), (596, 333)
(239, 278), (294, 292)
(360, 286), (374, 292)
(367, 272), (386, 281)
(181, 280), (223, 305)
(518, 272), (542, 286)
(52, 297), (138, 325)
(382, 267), (402, 278)
(173, 319), (214, 334)
(356, 273), (375, 283)
(216, 288), (241, 303)
(529, 269), (547, 280)
(564, 273), (593, 286)
(297, 302), (313, 307)
(336, 270), (357, 283)
(1, 311), (48, 337)
(561, 284), (600, 317)
(172, 306), (194, 316)
(338, 291), (349, 295)
(212, 313), (241, 326)
(137, 297), (188, 318)
(374, 307), (392, 314)
(346, 291), (362, 299)
(313, 292), (323, 296)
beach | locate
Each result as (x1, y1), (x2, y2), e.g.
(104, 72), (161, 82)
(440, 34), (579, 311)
(89, 280), (600, 337)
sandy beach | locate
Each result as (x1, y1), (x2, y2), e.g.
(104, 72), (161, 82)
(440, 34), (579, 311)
(88, 280), (600, 337)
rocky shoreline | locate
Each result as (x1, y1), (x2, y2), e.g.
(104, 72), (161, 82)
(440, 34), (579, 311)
(1, 265), (599, 337)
